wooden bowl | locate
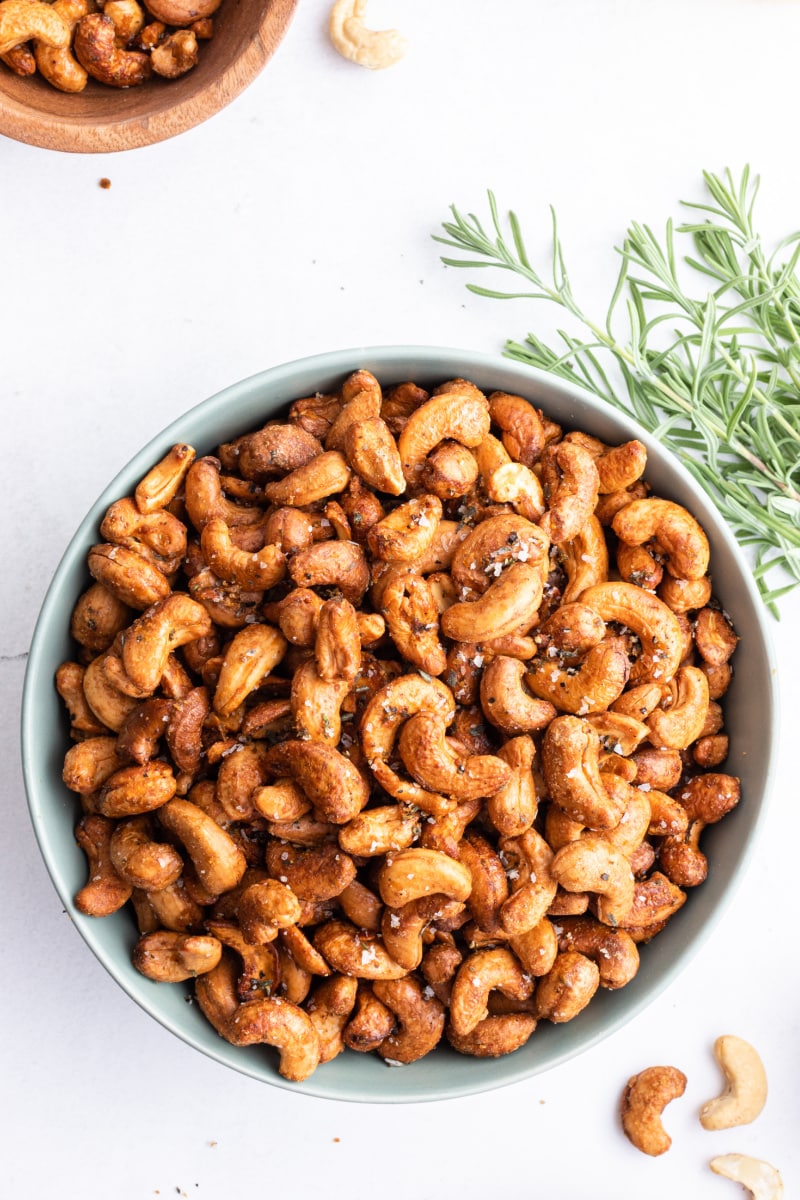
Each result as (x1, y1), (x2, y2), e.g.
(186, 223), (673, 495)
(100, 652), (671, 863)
(0, 0), (298, 153)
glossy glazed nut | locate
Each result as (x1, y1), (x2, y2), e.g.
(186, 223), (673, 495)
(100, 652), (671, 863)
(212, 623), (288, 717)
(381, 896), (464, 972)
(398, 380), (490, 487)
(551, 833), (635, 928)
(373, 976), (446, 1063)
(62, 735), (124, 794)
(554, 915), (639, 989)
(360, 673), (456, 815)
(709, 1155), (784, 1200)
(621, 1065), (687, 1155)
(539, 440), (600, 544)
(397, 711), (511, 802)
(499, 829), (558, 937)
(613, 498), (709, 580)
(109, 815), (183, 891)
(479, 656), (556, 735)
(263, 450), (351, 508)
(659, 772), (741, 887)
(200, 519), (285, 590)
(488, 391), (545, 467)
(225, 994), (321, 1080)
(700, 1034), (768, 1130)
(558, 516), (609, 602)
(96, 761), (177, 817)
(526, 636), (630, 715)
(380, 571), (447, 676)
(338, 804), (421, 858)
(579, 581), (684, 685)
(694, 606), (739, 664)
(449, 947), (533, 1036)
(134, 443), (195, 514)
(315, 597), (362, 681)
(73, 12), (150, 84)
(87, 543), (172, 611)
(132, 931), (222, 982)
(288, 539), (370, 605)
(377, 847), (472, 908)
(312, 920), (408, 980)
(486, 735), (538, 837)
(117, 594), (212, 697)
(262, 739), (370, 824)
(534, 950), (599, 1022)
(541, 716), (626, 830)
(74, 814), (133, 917)
(157, 798), (246, 896)
(305, 975), (360, 1064)
(342, 985), (396, 1051)
(0, 0), (70, 54)
(447, 1011), (538, 1058)
(33, 0), (92, 91)
(646, 664), (710, 749)
(442, 561), (545, 643)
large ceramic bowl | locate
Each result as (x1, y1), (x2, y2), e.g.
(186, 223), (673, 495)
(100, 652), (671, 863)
(21, 346), (778, 1102)
(0, 0), (297, 153)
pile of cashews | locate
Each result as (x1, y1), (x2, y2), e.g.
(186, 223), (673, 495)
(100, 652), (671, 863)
(58, 369), (743, 1082)
(0, 0), (221, 91)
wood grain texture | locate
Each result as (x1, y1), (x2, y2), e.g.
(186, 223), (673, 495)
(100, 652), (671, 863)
(0, 0), (298, 152)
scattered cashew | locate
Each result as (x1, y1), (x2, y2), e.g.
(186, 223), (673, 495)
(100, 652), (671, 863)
(621, 1064), (687, 1155)
(700, 1035), (768, 1130)
(328, 0), (408, 71)
(709, 1155), (783, 1200)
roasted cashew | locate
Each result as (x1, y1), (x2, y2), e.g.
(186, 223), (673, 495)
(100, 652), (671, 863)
(381, 896), (464, 971)
(450, 512), (549, 598)
(238, 879), (302, 945)
(88, 543), (172, 611)
(553, 915), (639, 989)
(226, 995), (321, 1081)
(398, 381), (490, 487)
(368, 494), (442, 564)
(150, 28), (198, 78)
(312, 920), (408, 980)
(621, 1065), (687, 1155)
(157, 798), (246, 896)
(486, 735), (538, 837)
(694, 605), (740, 665)
(498, 828), (557, 937)
(360, 673), (457, 816)
(212, 623), (288, 718)
(343, 985), (396, 1052)
(660, 771), (741, 887)
(442, 562), (545, 643)
(55, 662), (108, 737)
(73, 12), (150, 86)
(558, 515), (609, 602)
(449, 948), (533, 1036)
(109, 815), (183, 891)
(488, 391), (545, 467)
(142, 0), (220, 25)
(62, 735), (124, 795)
(34, 0), (91, 92)
(306, 975), (359, 1064)
(486, 461), (545, 521)
(709, 1155), (783, 1200)
(200, 519), (285, 591)
(533, 950), (599, 1022)
(134, 443), (195, 514)
(338, 804), (421, 858)
(658, 572), (713, 614)
(114, 593), (212, 698)
(262, 739), (370, 824)
(458, 831), (509, 936)
(266, 840), (356, 903)
(612, 497), (710, 580)
(379, 570), (447, 676)
(551, 833), (635, 928)
(525, 636), (630, 715)
(133, 931), (222, 982)
(420, 440), (479, 500)
(70, 581), (132, 652)
(508, 918), (558, 977)
(288, 539), (370, 606)
(373, 976), (446, 1064)
(539, 440), (600, 544)
(74, 814), (132, 917)
(96, 761), (177, 818)
(617, 871), (686, 936)
(646, 664), (710, 749)
(397, 710), (511, 802)
(264, 450), (351, 508)
(580, 581), (684, 685)
(0, 0), (70, 55)
(541, 716), (626, 831)
(290, 658), (350, 744)
(377, 847), (472, 909)
(344, 415), (406, 496)
(447, 1011), (538, 1058)
(480, 655), (556, 735)
(700, 1034), (768, 1130)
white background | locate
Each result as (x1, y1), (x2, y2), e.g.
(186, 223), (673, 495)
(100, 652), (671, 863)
(2, 2), (799, 1197)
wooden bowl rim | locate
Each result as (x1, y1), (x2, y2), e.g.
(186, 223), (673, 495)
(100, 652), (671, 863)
(0, 0), (298, 153)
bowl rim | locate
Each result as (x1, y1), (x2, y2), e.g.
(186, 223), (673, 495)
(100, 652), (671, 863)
(0, 0), (298, 153)
(20, 343), (780, 1102)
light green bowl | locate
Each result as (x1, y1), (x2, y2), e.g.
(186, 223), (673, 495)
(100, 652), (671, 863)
(21, 346), (778, 1103)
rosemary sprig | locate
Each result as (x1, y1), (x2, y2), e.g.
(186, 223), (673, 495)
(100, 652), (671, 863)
(434, 168), (800, 616)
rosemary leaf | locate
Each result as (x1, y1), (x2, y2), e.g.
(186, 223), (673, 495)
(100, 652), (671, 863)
(434, 168), (800, 616)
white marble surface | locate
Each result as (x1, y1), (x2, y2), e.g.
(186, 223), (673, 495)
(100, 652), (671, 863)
(3, 2), (799, 1196)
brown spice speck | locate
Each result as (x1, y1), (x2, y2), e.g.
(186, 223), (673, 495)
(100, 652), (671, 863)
(99, 178), (111, 189)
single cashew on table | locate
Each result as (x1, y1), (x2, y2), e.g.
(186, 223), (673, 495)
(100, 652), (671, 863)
(58, 368), (742, 1081)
